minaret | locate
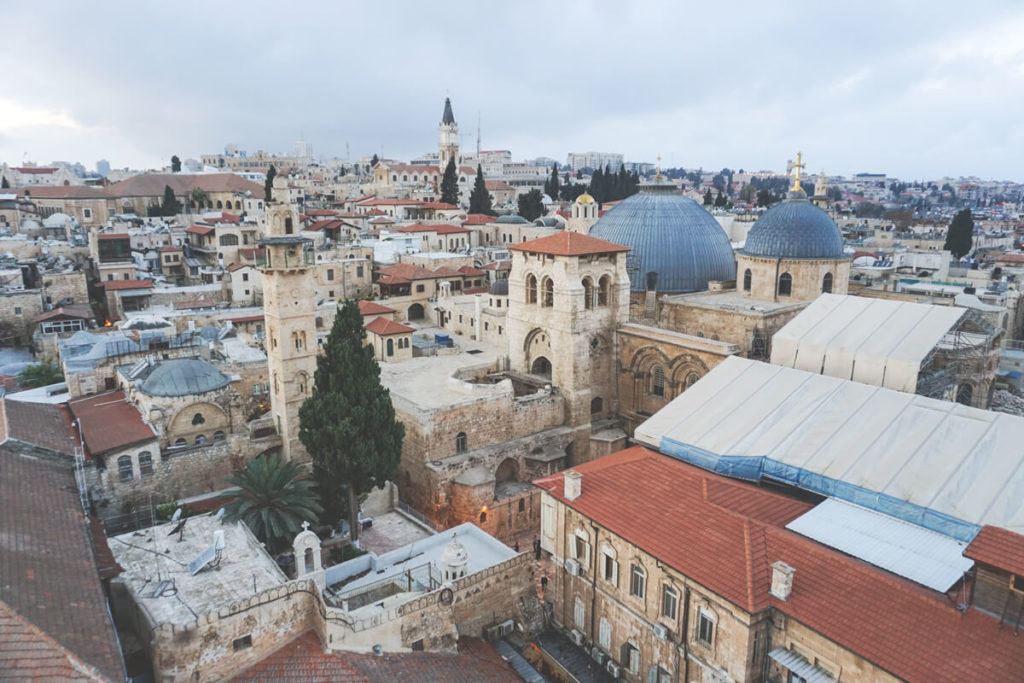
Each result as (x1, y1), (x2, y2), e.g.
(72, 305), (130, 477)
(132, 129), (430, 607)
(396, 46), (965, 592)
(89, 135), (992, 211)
(439, 97), (459, 169)
(259, 176), (317, 462)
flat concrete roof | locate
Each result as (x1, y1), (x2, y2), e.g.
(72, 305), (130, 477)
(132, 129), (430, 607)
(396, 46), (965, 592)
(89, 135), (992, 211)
(662, 289), (807, 314)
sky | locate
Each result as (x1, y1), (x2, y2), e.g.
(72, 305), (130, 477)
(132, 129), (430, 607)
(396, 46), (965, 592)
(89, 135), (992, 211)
(4, 1), (1024, 181)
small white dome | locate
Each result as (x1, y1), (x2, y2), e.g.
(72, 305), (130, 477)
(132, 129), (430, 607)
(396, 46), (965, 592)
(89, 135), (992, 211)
(441, 534), (469, 568)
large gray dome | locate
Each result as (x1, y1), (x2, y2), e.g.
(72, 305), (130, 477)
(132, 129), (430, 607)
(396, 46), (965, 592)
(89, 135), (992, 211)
(743, 190), (844, 259)
(138, 358), (230, 397)
(589, 183), (735, 293)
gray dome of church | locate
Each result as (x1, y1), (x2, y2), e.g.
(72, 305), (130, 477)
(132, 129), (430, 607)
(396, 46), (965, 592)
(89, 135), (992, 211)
(588, 183), (735, 293)
(496, 215), (530, 225)
(138, 358), (231, 397)
(743, 190), (844, 259)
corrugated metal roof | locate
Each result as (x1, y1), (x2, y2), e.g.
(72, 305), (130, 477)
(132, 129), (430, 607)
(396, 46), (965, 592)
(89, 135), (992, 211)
(768, 648), (835, 683)
(786, 498), (973, 592)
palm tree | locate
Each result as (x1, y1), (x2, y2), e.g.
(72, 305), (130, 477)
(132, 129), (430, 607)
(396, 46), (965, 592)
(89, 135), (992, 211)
(221, 451), (322, 553)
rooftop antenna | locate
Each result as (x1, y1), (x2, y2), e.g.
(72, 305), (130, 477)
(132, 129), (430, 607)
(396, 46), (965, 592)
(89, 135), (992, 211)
(476, 111), (481, 158)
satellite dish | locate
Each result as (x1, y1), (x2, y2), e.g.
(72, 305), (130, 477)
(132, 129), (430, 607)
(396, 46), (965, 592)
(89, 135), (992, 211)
(214, 508), (225, 523)
(171, 507), (183, 522)
(168, 518), (187, 538)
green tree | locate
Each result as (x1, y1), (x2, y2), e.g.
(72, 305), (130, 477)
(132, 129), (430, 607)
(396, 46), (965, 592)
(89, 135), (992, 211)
(703, 189), (714, 206)
(756, 189), (775, 207)
(2, 176), (10, 189)
(299, 301), (404, 542)
(440, 159), (459, 206)
(264, 164), (277, 202)
(370, 153), (379, 168)
(517, 189), (545, 222)
(190, 187), (208, 211)
(221, 452), (322, 554)
(17, 360), (63, 388)
(161, 185), (182, 216)
(468, 164), (494, 215)
(944, 208), (974, 259)
(170, 155), (181, 173)
(714, 191), (727, 208)
(739, 183), (756, 203)
(544, 163), (560, 201)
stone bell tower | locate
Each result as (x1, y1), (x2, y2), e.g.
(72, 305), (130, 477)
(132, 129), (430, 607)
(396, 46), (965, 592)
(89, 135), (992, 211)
(439, 97), (459, 170)
(259, 176), (317, 462)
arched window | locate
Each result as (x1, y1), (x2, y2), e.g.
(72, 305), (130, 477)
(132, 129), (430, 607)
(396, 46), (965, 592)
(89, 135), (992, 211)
(591, 397), (603, 414)
(822, 272), (834, 293)
(234, 200), (241, 210)
(574, 596), (586, 628)
(455, 432), (467, 453)
(213, 430), (225, 442)
(195, 435), (208, 446)
(743, 268), (752, 291)
(285, 217), (293, 234)
(386, 338), (394, 356)
(525, 274), (538, 304)
(216, 200), (223, 209)
(598, 275), (611, 306)
(542, 277), (554, 307)
(192, 412), (205, 425)
(138, 451), (153, 477)
(652, 366), (665, 397)
(219, 234), (238, 246)
(304, 547), (314, 573)
(174, 438), (187, 447)
(777, 272), (793, 297)
(118, 455), (133, 482)
(956, 384), (973, 406)
(479, 509), (487, 523)
(582, 277), (594, 309)
(685, 372), (700, 389)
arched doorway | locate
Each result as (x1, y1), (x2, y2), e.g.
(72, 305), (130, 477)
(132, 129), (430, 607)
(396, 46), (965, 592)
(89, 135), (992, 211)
(956, 384), (973, 406)
(494, 458), (521, 499)
(408, 303), (425, 320)
(531, 356), (552, 379)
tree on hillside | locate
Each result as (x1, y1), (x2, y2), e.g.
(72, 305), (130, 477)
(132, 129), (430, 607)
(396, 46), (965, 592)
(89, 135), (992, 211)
(469, 164), (494, 215)
(17, 360), (63, 388)
(171, 155), (181, 173)
(161, 185), (182, 216)
(714, 191), (727, 208)
(264, 164), (277, 202)
(1, 177), (9, 189)
(299, 300), (404, 542)
(517, 189), (545, 222)
(703, 189), (714, 206)
(756, 189), (776, 207)
(440, 159), (460, 206)
(944, 208), (974, 259)
(221, 452), (322, 554)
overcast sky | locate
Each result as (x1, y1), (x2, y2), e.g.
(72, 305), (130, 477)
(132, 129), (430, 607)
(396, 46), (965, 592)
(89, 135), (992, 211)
(4, 1), (1023, 180)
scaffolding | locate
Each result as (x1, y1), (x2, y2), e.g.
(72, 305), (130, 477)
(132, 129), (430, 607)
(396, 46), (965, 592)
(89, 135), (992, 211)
(916, 308), (999, 403)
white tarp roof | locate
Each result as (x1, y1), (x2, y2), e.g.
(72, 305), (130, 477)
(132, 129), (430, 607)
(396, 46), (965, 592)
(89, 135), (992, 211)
(635, 356), (1024, 539)
(770, 294), (965, 392)
(786, 498), (974, 592)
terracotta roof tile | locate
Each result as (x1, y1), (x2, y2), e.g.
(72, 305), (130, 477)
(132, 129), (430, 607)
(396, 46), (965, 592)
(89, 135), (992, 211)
(457, 265), (487, 276)
(225, 314), (264, 324)
(96, 233), (130, 241)
(0, 602), (111, 681)
(365, 316), (413, 335)
(463, 213), (494, 225)
(67, 390), (156, 458)
(102, 279), (152, 291)
(186, 225), (215, 235)
(397, 223), (470, 234)
(357, 300), (396, 316)
(17, 185), (109, 200)
(965, 525), (1024, 575)
(0, 400), (75, 456)
(508, 231), (629, 256)
(376, 263), (441, 281)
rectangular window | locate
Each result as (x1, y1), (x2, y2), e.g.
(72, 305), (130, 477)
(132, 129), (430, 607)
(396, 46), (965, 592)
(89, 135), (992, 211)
(697, 610), (714, 646)
(416, 284), (425, 293)
(326, 268), (334, 281)
(242, 273), (249, 281)
(602, 551), (617, 586)
(661, 585), (678, 620)
(232, 635), (252, 651)
(83, 208), (92, 219)
(357, 266), (364, 277)
(117, 455), (133, 483)
(13, 307), (22, 315)
(630, 565), (645, 599)
(138, 452), (154, 478)
(574, 535), (589, 567)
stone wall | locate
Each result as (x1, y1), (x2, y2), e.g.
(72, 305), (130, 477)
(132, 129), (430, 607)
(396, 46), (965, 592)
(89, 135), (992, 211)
(735, 253), (850, 303)
(0, 288), (43, 345)
(40, 269), (89, 305)
(660, 295), (805, 358)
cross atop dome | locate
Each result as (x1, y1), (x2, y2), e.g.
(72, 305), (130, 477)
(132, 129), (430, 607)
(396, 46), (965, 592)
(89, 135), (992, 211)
(787, 152), (806, 192)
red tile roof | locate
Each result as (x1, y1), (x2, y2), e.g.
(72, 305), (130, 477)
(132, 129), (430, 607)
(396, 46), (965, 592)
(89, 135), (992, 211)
(231, 632), (519, 682)
(536, 447), (1024, 682)
(483, 260), (511, 271)
(224, 314), (264, 324)
(0, 400), (75, 456)
(226, 262), (250, 272)
(67, 390), (156, 458)
(431, 266), (462, 277)
(186, 225), (215, 235)
(358, 300), (396, 316)
(418, 201), (459, 210)
(376, 263), (442, 281)
(457, 265), (487, 276)
(307, 219), (346, 232)
(33, 304), (94, 323)
(508, 231), (629, 257)
(13, 167), (58, 174)
(463, 213), (494, 225)
(306, 209), (339, 217)
(96, 233), (130, 241)
(102, 279), (152, 291)
(0, 601), (111, 681)
(159, 245), (181, 252)
(359, 198), (425, 207)
(365, 316), (414, 336)
(238, 247), (265, 260)
(965, 525), (1024, 576)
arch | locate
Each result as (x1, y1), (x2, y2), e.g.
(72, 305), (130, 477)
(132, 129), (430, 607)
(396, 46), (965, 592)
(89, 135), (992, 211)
(407, 303), (425, 320)
(386, 338), (394, 356)
(598, 274), (611, 306)
(195, 434), (208, 446)
(652, 365), (666, 397)
(531, 356), (552, 378)
(582, 276), (594, 309)
(525, 273), (538, 304)
(296, 370), (309, 395)
(284, 216), (294, 234)
(743, 268), (752, 291)
(213, 430), (225, 442)
(777, 272), (793, 297)
(455, 431), (468, 453)
(304, 547), (314, 573)
(541, 276), (554, 307)
(956, 384), (974, 406)
(169, 402), (229, 442)
(138, 451), (154, 477)
(591, 397), (603, 414)
(219, 234), (239, 246)
(216, 200), (223, 209)
(174, 438), (187, 446)
(822, 272), (834, 293)
(495, 458), (519, 483)
(234, 200), (241, 210)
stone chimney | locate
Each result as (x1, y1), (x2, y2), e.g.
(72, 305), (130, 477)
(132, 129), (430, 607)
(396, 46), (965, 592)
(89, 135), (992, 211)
(564, 470), (582, 501)
(770, 560), (795, 601)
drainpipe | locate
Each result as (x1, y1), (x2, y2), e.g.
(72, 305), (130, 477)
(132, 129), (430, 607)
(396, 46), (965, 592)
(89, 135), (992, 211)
(773, 257), (782, 303)
(678, 585), (691, 683)
(589, 521), (600, 643)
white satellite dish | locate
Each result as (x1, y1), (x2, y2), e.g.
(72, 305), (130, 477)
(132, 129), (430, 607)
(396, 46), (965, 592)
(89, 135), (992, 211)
(170, 507), (182, 522)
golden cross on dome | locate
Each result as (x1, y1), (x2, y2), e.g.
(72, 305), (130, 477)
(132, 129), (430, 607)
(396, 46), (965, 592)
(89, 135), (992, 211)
(788, 151), (806, 192)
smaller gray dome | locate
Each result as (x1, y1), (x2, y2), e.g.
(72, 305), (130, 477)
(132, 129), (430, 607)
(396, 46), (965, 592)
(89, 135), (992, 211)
(743, 190), (844, 259)
(496, 215), (530, 225)
(138, 358), (230, 397)
(488, 279), (508, 296)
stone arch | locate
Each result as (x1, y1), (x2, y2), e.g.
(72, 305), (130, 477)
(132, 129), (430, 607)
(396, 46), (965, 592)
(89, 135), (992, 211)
(168, 402), (229, 444)
(956, 383), (974, 406)
(541, 276), (554, 307)
(598, 273), (612, 306)
(582, 276), (594, 309)
(216, 200), (223, 209)
(408, 303), (425, 320)
(234, 200), (242, 210)
(822, 272), (834, 293)
(743, 268), (752, 291)
(495, 458), (519, 483)
(531, 356), (552, 378)
(669, 354), (711, 395)
(591, 396), (603, 414)
(219, 234), (238, 246)
(295, 370), (310, 396)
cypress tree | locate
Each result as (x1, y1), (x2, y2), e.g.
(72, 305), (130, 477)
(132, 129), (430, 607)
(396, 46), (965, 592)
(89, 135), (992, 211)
(161, 185), (181, 216)
(264, 164), (277, 202)
(440, 159), (459, 206)
(299, 300), (405, 541)
(703, 189), (714, 206)
(469, 164), (494, 215)
(547, 163), (560, 200)
(171, 155), (181, 173)
(517, 189), (545, 222)
(590, 168), (604, 203)
(944, 208), (974, 259)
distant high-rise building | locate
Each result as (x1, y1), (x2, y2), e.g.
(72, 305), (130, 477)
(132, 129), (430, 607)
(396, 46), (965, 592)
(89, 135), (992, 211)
(567, 151), (623, 172)
(96, 159), (110, 177)
(293, 140), (313, 159)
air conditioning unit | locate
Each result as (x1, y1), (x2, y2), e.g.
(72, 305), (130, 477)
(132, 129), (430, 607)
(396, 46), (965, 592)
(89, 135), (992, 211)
(590, 646), (607, 665)
(569, 629), (585, 646)
(606, 661), (622, 678)
(653, 624), (669, 641)
(565, 559), (581, 576)
(498, 619), (515, 638)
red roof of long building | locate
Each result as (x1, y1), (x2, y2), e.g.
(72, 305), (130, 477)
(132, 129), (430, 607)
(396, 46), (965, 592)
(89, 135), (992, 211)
(102, 279), (152, 291)
(509, 231), (629, 257)
(357, 300), (396, 316)
(534, 446), (1024, 682)
(364, 316), (413, 336)
(67, 390), (156, 458)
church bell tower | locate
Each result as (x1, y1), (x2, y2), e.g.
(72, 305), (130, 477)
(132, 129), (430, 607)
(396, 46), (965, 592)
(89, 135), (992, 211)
(439, 97), (459, 170)
(259, 176), (317, 462)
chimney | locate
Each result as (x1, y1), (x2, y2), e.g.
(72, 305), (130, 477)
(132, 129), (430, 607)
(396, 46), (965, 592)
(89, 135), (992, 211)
(770, 561), (795, 601)
(564, 470), (582, 501)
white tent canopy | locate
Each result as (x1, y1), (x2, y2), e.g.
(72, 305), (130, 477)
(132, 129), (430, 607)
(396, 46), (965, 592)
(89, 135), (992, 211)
(769, 294), (965, 392)
(635, 356), (1024, 540)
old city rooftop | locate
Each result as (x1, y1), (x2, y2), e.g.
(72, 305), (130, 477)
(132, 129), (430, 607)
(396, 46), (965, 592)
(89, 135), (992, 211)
(508, 231), (630, 257)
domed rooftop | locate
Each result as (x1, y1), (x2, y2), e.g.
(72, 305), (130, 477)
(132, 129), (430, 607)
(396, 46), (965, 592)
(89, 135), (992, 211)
(588, 182), (735, 293)
(441, 534), (468, 567)
(138, 358), (231, 397)
(743, 189), (844, 259)
(576, 192), (596, 205)
(496, 215), (530, 225)
(488, 279), (509, 296)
